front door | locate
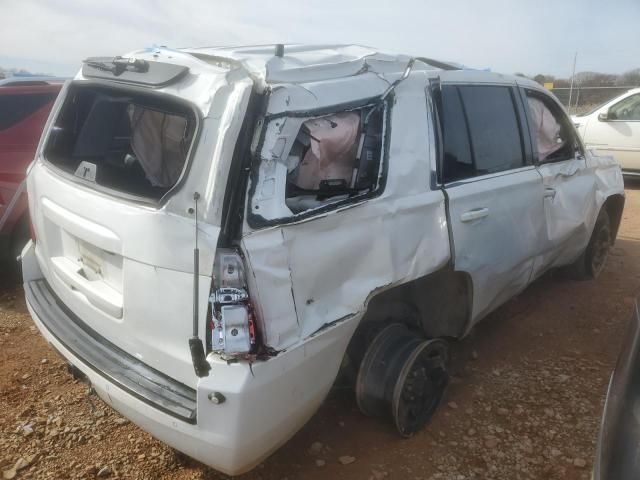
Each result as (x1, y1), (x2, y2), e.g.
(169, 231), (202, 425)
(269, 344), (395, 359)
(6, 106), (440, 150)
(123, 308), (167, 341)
(523, 88), (596, 274)
(439, 83), (546, 324)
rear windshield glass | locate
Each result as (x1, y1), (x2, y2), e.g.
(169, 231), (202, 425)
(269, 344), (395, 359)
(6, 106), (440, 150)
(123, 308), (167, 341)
(44, 84), (196, 201)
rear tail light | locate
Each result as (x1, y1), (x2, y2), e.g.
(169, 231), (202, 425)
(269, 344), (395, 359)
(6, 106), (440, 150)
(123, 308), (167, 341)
(209, 248), (257, 357)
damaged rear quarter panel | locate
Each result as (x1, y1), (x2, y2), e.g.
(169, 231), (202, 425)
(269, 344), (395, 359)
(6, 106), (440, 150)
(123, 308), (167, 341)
(286, 192), (449, 341)
(241, 228), (300, 349)
(241, 75), (450, 352)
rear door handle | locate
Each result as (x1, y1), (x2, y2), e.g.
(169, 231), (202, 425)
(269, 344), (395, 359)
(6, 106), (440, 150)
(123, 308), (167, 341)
(460, 207), (489, 222)
(544, 187), (557, 199)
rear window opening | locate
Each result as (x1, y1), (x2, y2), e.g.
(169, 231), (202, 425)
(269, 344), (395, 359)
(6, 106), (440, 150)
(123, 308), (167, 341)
(284, 107), (384, 214)
(44, 84), (196, 201)
(249, 102), (387, 224)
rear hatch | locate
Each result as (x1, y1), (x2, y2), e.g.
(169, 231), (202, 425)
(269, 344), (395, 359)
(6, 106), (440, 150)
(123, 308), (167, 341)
(27, 50), (254, 388)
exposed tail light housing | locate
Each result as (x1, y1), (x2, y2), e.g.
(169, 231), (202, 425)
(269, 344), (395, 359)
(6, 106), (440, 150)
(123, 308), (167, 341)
(209, 248), (257, 358)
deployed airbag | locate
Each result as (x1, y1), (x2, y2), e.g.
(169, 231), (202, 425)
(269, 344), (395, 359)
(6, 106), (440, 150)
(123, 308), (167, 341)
(527, 97), (565, 162)
(128, 105), (189, 188)
(290, 112), (360, 190)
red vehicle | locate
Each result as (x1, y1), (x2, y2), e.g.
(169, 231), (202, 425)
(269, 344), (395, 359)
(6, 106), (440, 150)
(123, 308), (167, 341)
(0, 77), (63, 262)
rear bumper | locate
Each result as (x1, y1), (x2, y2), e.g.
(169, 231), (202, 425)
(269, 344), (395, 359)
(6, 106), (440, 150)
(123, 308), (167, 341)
(24, 279), (198, 422)
(22, 241), (358, 475)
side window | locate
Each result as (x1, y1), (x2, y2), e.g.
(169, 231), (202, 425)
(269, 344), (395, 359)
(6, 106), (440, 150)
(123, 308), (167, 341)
(441, 86), (473, 183)
(0, 92), (56, 131)
(458, 86), (524, 175)
(250, 104), (385, 224)
(609, 94), (640, 121)
(525, 91), (575, 163)
(441, 85), (524, 183)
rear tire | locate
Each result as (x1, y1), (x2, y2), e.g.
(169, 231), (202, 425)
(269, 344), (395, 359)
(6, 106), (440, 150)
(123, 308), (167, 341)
(568, 209), (611, 280)
(355, 323), (449, 437)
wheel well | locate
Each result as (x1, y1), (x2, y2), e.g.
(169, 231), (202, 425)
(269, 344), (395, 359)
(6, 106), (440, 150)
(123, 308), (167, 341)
(603, 194), (625, 244)
(356, 266), (472, 340)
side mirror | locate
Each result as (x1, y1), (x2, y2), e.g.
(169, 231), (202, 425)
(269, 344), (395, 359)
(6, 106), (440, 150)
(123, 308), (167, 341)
(598, 111), (609, 122)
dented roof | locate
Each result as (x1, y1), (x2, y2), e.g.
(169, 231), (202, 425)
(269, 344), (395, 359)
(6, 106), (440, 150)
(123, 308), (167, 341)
(121, 44), (446, 87)
(182, 44), (418, 84)
(112, 44), (544, 101)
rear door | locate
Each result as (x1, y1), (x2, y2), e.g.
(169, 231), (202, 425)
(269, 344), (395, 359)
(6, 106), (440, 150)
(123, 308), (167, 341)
(582, 92), (640, 171)
(440, 84), (546, 324)
(522, 88), (596, 273)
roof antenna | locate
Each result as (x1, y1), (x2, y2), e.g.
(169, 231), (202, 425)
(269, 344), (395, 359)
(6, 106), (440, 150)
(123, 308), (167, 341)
(275, 44), (285, 58)
(188, 192), (211, 378)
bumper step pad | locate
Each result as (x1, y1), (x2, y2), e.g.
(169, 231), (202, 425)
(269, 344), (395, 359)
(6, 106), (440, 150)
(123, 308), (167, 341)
(25, 279), (197, 423)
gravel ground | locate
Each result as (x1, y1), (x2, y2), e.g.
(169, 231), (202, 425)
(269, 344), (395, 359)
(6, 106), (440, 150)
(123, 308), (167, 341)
(2, 185), (640, 480)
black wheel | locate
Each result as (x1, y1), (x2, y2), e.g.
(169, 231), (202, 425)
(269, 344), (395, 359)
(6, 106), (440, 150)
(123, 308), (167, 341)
(568, 209), (611, 280)
(355, 323), (449, 437)
(587, 212), (611, 278)
(392, 338), (449, 437)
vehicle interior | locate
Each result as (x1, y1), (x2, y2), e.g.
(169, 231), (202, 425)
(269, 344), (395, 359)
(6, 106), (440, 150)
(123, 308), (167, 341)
(609, 94), (640, 120)
(283, 106), (384, 214)
(45, 85), (196, 201)
(526, 92), (576, 163)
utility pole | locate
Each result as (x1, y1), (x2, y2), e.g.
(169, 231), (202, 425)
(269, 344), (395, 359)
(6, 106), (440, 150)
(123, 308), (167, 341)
(568, 52), (578, 114)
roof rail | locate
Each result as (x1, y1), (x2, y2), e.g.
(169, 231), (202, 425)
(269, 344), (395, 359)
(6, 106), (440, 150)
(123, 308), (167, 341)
(415, 57), (460, 71)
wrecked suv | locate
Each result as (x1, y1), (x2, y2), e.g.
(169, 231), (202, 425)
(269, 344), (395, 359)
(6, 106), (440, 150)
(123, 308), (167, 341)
(21, 45), (624, 475)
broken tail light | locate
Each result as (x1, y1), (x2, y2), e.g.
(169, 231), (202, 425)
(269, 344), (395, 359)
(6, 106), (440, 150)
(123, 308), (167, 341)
(209, 248), (257, 357)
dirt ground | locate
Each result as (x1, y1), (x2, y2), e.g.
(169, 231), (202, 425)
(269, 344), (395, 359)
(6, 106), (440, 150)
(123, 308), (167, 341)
(2, 186), (640, 480)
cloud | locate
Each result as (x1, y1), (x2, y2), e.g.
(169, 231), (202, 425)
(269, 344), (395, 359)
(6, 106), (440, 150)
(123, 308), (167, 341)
(0, 0), (638, 77)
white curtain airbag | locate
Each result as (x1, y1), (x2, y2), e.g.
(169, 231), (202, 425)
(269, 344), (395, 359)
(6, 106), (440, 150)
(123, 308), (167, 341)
(128, 106), (188, 188)
(527, 97), (565, 162)
(292, 112), (360, 190)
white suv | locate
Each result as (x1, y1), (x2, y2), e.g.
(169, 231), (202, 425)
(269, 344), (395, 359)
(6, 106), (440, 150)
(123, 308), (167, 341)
(21, 45), (624, 475)
(573, 87), (640, 175)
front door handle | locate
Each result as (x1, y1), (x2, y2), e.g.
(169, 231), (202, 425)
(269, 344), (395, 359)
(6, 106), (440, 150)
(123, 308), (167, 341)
(460, 207), (489, 222)
(544, 187), (557, 199)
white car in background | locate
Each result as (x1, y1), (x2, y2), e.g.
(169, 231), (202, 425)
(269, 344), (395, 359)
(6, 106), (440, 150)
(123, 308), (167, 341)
(573, 88), (640, 176)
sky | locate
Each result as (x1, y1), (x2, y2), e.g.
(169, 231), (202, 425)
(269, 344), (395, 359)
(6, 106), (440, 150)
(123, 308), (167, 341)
(1, 0), (638, 78)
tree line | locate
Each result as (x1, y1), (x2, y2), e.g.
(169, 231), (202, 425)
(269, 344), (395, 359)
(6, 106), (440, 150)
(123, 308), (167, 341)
(514, 68), (640, 109)
(520, 68), (640, 88)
